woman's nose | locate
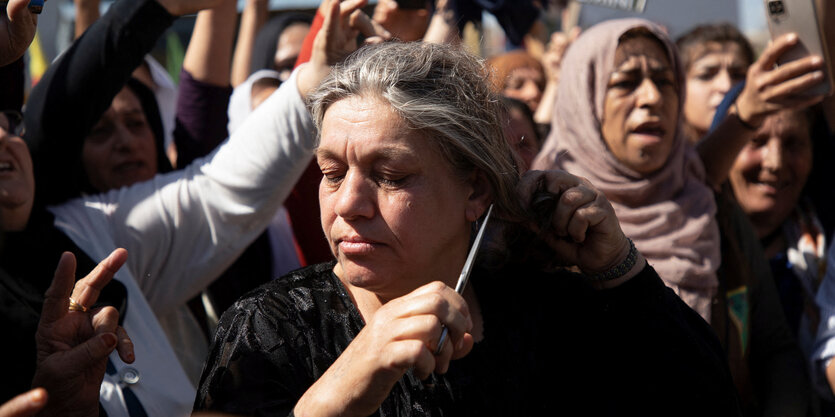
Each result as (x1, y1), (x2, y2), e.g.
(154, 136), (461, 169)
(636, 78), (661, 108)
(713, 69), (732, 94)
(762, 138), (783, 172)
(112, 125), (137, 151)
(521, 81), (542, 104)
(333, 171), (375, 220)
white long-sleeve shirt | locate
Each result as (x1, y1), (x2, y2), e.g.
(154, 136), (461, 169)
(48, 67), (315, 417)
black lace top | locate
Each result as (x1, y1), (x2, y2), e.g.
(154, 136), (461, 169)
(195, 261), (742, 416)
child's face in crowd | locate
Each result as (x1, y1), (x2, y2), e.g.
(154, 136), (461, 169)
(683, 41), (748, 138)
(729, 110), (812, 237)
(0, 112), (34, 231)
(601, 35), (679, 175)
(82, 87), (158, 192)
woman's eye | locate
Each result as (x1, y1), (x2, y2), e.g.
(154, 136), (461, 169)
(750, 137), (768, 148)
(320, 168), (344, 185)
(611, 79), (638, 90)
(87, 126), (113, 143)
(125, 118), (147, 131)
(696, 71), (716, 82)
(324, 174), (344, 185)
(376, 174), (408, 187)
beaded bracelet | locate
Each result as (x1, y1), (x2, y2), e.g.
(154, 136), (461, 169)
(586, 238), (638, 282)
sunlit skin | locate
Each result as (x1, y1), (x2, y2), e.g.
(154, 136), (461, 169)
(503, 67), (545, 112)
(318, 96), (485, 309)
(729, 110), (812, 239)
(372, 0), (429, 42)
(684, 42), (749, 140)
(82, 87), (158, 192)
(0, 113), (34, 231)
(601, 36), (679, 176)
(273, 22), (310, 82)
(502, 106), (540, 172)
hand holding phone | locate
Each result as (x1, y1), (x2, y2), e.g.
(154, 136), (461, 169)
(765, 0), (833, 96)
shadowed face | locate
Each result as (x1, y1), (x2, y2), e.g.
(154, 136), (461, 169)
(601, 35), (679, 176)
(729, 110), (812, 237)
(82, 87), (158, 192)
(0, 112), (34, 231)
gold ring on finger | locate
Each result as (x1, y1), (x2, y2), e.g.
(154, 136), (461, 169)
(68, 297), (88, 312)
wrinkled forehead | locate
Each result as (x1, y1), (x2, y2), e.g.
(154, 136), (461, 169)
(685, 41), (749, 69)
(612, 35), (674, 70)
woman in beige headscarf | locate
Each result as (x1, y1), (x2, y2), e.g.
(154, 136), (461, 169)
(533, 18), (808, 416)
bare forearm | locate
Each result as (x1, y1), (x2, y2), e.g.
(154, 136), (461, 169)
(183, 0), (236, 86)
(422, 3), (459, 45)
(230, 0), (268, 86)
(73, 0), (101, 39)
(534, 81), (558, 125)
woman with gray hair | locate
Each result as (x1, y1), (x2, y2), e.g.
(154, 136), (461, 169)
(194, 41), (741, 416)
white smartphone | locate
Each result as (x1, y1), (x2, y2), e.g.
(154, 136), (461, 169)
(764, 0), (834, 96)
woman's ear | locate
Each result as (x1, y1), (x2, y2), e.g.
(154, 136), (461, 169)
(465, 170), (492, 222)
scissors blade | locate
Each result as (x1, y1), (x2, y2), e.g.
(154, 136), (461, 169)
(453, 204), (493, 294)
(435, 204), (493, 355)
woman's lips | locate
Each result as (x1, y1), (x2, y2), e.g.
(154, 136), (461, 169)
(629, 121), (665, 143)
(747, 173), (789, 196)
(113, 161), (145, 174)
(0, 161), (15, 173)
(338, 237), (382, 255)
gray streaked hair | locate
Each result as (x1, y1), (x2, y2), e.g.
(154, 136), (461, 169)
(308, 41), (523, 219)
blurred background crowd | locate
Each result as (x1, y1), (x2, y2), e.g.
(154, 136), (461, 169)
(3, 0), (835, 415)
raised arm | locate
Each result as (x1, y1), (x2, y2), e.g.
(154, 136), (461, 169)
(422, 0), (460, 45)
(25, 0), (226, 207)
(24, 0), (174, 207)
(533, 28), (579, 125)
(51, 0), (372, 314)
(73, 0), (100, 39)
(173, 0), (236, 166)
(230, 0), (268, 87)
(698, 33), (825, 188)
(0, 0), (38, 67)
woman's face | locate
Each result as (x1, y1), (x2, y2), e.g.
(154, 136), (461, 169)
(82, 87), (158, 192)
(601, 35), (679, 175)
(503, 67), (545, 112)
(0, 113), (34, 231)
(318, 96), (480, 301)
(503, 106), (540, 172)
(273, 22), (310, 82)
(683, 41), (748, 139)
(729, 111), (812, 237)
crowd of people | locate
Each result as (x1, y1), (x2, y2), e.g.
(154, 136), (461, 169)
(2, 0), (835, 415)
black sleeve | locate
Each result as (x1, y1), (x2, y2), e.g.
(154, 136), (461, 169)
(23, 0), (174, 206)
(194, 293), (310, 416)
(537, 264), (744, 415)
(172, 69), (233, 167)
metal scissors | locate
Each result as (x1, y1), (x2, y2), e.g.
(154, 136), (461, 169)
(434, 203), (494, 355)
